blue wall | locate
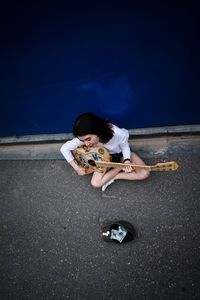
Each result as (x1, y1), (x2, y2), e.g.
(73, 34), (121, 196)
(0, 1), (200, 137)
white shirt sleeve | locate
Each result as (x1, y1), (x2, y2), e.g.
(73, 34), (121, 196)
(118, 128), (131, 160)
(60, 138), (83, 163)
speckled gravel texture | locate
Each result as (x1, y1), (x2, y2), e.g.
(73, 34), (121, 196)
(0, 155), (200, 299)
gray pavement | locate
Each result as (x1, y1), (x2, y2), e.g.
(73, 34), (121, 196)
(0, 134), (200, 300)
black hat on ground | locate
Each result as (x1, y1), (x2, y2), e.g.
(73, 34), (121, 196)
(100, 219), (135, 243)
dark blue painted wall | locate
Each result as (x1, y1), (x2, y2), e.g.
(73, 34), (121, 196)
(0, 1), (200, 137)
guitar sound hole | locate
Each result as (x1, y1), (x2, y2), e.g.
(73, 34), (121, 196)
(88, 160), (96, 167)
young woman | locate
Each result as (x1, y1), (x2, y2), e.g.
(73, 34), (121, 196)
(60, 112), (150, 190)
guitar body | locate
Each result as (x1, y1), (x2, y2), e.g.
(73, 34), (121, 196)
(72, 145), (111, 174)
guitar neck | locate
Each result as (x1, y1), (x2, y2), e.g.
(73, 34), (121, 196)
(96, 161), (151, 170)
(95, 161), (178, 171)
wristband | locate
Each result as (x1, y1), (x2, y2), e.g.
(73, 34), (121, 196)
(124, 158), (131, 163)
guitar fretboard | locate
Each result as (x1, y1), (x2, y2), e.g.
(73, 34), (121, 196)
(95, 161), (178, 171)
(96, 161), (151, 170)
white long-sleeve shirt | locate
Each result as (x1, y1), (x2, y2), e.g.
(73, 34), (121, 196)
(60, 124), (131, 163)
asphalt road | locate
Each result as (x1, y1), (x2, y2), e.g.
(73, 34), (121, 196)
(0, 139), (200, 299)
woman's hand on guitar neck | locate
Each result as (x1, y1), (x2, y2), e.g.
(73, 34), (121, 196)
(124, 160), (133, 173)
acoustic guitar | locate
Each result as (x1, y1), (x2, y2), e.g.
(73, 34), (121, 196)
(72, 145), (178, 174)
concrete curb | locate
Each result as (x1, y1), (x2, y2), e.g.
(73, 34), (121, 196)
(0, 124), (200, 145)
(0, 134), (200, 161)
(128, 124), (200, 136)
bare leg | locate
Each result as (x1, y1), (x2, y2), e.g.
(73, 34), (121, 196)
(114, 152), (150, 180)
(91, 152), (149, 188)
(91, 167), (121, 188)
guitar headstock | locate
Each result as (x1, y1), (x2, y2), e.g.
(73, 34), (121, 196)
(152, 161), (179, 171)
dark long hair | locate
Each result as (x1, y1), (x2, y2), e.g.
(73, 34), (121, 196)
(73, 112), (114, 143)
